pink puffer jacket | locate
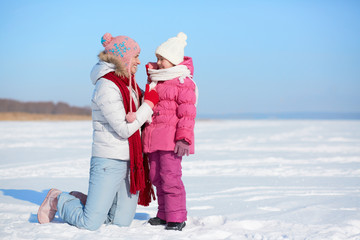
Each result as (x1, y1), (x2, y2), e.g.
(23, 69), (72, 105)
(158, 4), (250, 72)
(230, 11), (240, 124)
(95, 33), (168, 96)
(142, 56), (196, 154)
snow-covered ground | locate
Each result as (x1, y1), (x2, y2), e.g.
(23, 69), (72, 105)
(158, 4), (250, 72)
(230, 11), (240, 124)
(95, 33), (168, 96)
(0, 120), (359, 240)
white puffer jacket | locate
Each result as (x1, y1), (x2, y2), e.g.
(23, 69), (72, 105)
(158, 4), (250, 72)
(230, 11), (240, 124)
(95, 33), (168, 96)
(90, 60), (153, 160)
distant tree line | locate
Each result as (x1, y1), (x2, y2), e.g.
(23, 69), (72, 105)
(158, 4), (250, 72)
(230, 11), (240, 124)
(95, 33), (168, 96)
(0, 98), (91, 116)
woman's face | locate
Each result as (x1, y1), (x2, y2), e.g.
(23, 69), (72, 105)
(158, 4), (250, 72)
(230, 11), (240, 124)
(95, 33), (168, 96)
(130, 54), (141, 74)
(156, 54), (174, 69)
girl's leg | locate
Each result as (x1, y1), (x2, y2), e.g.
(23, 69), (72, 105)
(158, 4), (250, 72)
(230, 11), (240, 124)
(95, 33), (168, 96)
(148, 151), (166, 221)
(57, 157), (127, 230)
(109, 161), (139, 227)
(159, 151), (187, 223)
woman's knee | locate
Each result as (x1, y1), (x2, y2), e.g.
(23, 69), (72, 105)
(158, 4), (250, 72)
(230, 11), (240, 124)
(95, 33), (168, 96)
(82, 219), (104, 231)
(113, 216), (133, 227)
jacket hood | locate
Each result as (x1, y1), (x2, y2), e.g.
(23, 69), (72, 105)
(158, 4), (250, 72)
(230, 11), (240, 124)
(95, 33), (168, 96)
(179, 56), (194, 75)
(90, 61), (115, 85)
(90, 51), (129, 85)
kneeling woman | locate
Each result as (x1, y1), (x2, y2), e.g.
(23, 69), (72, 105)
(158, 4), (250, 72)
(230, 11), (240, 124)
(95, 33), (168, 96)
(37, 33), (158, 230)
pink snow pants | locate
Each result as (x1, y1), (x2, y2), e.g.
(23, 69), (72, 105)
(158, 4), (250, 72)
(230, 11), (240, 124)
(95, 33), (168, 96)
(148, 151), (187, 222)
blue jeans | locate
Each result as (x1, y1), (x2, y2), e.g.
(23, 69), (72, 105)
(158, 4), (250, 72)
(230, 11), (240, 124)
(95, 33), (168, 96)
(57, 157), (139, 230)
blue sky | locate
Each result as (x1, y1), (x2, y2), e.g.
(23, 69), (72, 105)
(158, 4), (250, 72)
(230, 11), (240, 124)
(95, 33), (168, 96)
(0, 0), (359, 116)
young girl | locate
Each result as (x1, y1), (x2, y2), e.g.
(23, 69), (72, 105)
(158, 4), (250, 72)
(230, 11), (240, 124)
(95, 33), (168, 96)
(142, 32), (198, 231)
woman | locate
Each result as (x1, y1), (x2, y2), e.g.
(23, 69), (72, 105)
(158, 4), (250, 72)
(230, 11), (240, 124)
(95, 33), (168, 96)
(37, 33), (158, 230)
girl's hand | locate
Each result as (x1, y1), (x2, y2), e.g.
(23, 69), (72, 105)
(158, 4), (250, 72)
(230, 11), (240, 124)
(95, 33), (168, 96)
(174, 140), (190, 157)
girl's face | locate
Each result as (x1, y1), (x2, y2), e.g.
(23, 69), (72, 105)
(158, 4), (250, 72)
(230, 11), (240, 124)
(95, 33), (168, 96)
(156, 54), (175, 69)
(130, 54), (141, 74)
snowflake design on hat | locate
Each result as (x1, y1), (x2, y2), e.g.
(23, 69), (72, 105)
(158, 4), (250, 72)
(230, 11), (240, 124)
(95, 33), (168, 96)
(110, 42), (131, 58)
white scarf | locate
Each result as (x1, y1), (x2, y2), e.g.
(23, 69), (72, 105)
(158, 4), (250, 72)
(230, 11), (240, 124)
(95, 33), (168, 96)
(148, 65), (198, 106)
(148, 65), (191, 83)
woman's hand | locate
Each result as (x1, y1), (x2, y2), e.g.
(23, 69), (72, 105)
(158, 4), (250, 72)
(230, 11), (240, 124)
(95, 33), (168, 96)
(126, 84), (158, 123)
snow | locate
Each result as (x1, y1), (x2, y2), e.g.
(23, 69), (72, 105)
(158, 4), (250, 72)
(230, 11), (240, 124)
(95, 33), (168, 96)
(0, 120), (359, 239)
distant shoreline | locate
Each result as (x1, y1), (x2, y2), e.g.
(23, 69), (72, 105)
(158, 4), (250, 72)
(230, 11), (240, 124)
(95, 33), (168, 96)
(1, 112), (360, 121)
(0, 112), (91, 121)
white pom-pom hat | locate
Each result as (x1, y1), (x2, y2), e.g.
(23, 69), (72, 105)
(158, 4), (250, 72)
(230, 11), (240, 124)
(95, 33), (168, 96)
(155, 32), (187, 65)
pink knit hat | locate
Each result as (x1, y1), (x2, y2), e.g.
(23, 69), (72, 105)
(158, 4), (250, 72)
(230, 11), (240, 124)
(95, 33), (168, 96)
(101, 33), (141, 69)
